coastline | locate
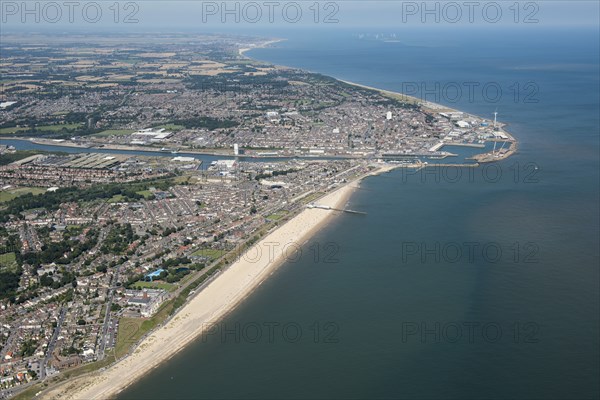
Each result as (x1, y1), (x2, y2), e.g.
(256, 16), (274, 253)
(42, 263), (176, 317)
(336, 80), (518, 161)
(39, 167), (385, 400)
(32, 38), (518, 399)
(239, 38), (286, 57)
(6, 39), (516, 163)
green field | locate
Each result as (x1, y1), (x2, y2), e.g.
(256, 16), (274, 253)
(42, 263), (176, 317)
(130, 280), (176, 292)
(135, 190), (154, 199)
(0, 187), (46, 203)
(173, 175), (192, 184)
(0, 127), (29, 134)
(266, 211), (288, 221)
(114, 317), (145, 359)
(109, 190), (154, 202)
(0, 252), (18, 272)
(191, 248), (227, 260)
(0, 123), (83, 135)
(93, 129), (136, 137)
(36, 123), (83, 132)
(153, 124), (185, 131)
(107, 194), (126, 203)
(114, 297), (178, 359)
(302, 191), (325, 204)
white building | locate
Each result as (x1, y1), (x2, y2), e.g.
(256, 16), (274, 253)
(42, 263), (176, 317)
(213, 159), (237, 169)
(127, 289), (167, 317)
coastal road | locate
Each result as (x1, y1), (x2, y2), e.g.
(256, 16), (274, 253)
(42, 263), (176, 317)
(97, 262), (121, 360)
(41, 307), (67, 380)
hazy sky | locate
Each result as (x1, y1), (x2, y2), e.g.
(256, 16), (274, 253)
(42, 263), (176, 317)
(1, 1), (598, 32)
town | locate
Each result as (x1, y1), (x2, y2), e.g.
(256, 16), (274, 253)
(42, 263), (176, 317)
(0, 33), (514, 160)
(0, 143), (372, 396)
(0, 33), (515, 398)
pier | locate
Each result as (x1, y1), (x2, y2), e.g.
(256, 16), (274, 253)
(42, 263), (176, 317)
(307, 203), (367, 215)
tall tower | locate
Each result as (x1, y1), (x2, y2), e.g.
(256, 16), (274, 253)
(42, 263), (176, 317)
(234, 143), (239, 156)
(493, 110), (498, 129)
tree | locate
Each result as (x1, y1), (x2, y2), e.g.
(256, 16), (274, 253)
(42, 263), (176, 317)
(0, 271), (21, 300)
(96, 264), (108, 273)
(40, 274), (54, 287)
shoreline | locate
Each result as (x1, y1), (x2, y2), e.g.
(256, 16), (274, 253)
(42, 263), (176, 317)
(39, 167), (385, 400)
(336, 81), (518, 161)
(33, 38), (517, 399)
(239, 38), (286, 57)
(6, 37), (516, 163)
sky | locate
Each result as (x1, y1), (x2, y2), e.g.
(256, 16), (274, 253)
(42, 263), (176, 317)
(1, 1), (598, 33)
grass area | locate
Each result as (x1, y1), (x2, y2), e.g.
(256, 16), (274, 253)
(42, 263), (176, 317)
(130, 280), (176, 292)
(114, 267), (223, 359)
(36, 123), (83, 132)
(266, 211), (288, 221)
(302, 191), (325, 204)
(191, 248), (227, 260)
(0, 187), (46, 203)
(135, 190), (154, 199)
(0, 252), (18, 272)
(108, 191), (154, 203)
(173, 175), (192, 184)
(93, 129), (136, 137)
(0, 126), (29, 134)
(0, 123), (83, 135)
(153, 124), (185, 131)
(114, 293), (183, 359)
(107, 194), (126, 203)
(114, 317), (145, 359)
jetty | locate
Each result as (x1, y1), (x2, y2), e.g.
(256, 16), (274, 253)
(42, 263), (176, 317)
(307, 203), (367, 215)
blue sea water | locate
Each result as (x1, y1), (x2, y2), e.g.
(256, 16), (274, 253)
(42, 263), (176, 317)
(116, 27), (599, 399)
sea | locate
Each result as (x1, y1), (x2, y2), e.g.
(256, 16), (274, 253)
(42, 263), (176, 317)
(10, 26), (600, 399)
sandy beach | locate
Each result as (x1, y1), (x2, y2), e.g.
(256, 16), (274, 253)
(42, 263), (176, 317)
(239, 38), (285, 56)
(32, 36), (517, 400)
(40, 176), (364, 400)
